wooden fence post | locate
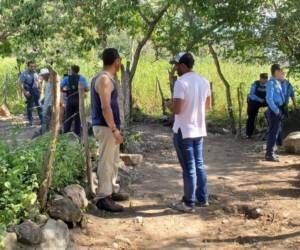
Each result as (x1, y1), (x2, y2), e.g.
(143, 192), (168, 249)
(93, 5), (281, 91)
(78, 85), (95, 197)
(38, 67), (61, 210)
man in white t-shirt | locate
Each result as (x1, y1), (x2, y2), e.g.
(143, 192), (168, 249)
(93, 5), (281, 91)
(166, 52), (211, 213)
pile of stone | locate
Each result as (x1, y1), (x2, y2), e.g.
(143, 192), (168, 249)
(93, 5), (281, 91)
(4, 184), (88, 250)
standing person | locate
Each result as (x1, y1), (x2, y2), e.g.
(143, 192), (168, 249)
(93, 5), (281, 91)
(61, 65), (88, 136)
(275, 72), (297, 146)
(91, 48), (129, 212)
(265, 64), (286, 162)
(39, 68), (52, 133)
(245, 73), (268, 138)
(166, 52), (211, 213)
(19, 61), (43, 126)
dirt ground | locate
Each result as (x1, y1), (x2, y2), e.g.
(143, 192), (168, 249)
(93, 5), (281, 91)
(1, 117), (300, 250)
(71, 123), (300, 250)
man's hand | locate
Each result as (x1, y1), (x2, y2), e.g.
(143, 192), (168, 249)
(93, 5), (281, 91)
(112, 129), (124, 145)
(24, 91), (31, 97)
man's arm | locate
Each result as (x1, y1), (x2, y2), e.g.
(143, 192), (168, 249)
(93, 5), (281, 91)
(95, 75), (123, 144)
(79, 76), (89, 92)
(18, 73), (30, 97)
(166, 79), (185, 115)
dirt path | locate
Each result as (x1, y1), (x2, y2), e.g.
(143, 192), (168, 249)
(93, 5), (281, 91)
(71, 123), (300, 250)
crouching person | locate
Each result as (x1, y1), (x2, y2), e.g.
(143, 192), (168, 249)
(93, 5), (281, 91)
(166, 52), (211, 213)
(91, 48), (129, 212)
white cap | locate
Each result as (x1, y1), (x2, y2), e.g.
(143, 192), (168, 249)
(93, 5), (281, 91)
(170, 52), (187, 64)
(39, 68), (49, 76)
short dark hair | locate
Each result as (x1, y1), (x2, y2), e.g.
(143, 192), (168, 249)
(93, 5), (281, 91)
(102, 48), (120, 66)
(271, 64), (281, 76)
(27, 61), (35, 66)
(179, 53), (194, 69)
(71, 65), (80, 74)
(260, 73), (268, 79)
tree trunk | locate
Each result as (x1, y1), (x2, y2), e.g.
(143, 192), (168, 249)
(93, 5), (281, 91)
(210, 82), (215, 109)
(38, 67), (61, 210)
(168, 68), (177, 96)
(127, 3), (171, 117)
(115, 74), (125, 126)
(156, 77), (167, 115)
(121, 62), (131, 124)
(78, 85), (95, 197)
(208, 44), (236, 134)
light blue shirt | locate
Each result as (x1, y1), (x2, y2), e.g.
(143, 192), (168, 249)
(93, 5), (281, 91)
(60, 75), (89, 89)
(281, 80), (295, 105)
(19, 70), (39, 90)
(249, 82), (265, 102)
(266, 77), (285, 114)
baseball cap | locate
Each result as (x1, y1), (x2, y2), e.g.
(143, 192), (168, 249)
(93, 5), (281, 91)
(170, 52), (195, 68)
(39, 68), (50, 76)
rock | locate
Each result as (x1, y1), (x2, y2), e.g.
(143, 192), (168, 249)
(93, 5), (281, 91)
(0, 104), (11, 117)
(114, 236), (132, 248)
(120, 153), (143, 166)
(239, 205), (263, 219)
(64, 132), (80, 144)
(13, 220), (43, 245)
(40, 219), (70, 250)
(3, 232), (18, 250)
(3, 219), (72, 250)
(134, 216), (143, 224)
(283, 132), (300, 154)
(48, 196), (82, 223)
(64, 184), (88, 209)
(35, 214), (49, 226)
(112, 242), (119, 249)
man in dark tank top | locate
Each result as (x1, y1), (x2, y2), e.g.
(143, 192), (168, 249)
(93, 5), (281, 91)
(91, 48), (129, 212)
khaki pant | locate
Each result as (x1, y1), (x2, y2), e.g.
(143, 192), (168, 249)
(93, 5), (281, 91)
(93, 126), (120, 200)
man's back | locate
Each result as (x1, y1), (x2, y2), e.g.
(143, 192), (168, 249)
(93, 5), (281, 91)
(173, 72), (210, 139)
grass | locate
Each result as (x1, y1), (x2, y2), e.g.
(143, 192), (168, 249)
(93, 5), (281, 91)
(0, 55), (299, 125)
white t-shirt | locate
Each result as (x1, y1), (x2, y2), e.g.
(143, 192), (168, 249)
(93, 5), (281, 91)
(172, 72), (210, 139)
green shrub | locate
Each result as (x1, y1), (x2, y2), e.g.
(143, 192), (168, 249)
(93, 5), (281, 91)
(0, 133), (85, 231)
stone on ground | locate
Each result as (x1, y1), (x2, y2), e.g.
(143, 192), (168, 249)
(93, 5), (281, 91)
(120, 153), (143, 166)
(283, 132), (300, 154)
(4, 219), (73, 250)
(48, 196), (82, 223)
(0, 104), (11, 117)
(13, 220), (43, 245)
(64, 184), (88, 209)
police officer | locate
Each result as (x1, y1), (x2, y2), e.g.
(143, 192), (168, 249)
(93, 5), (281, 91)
(246, 73), (268, 138)
(61, 65), (89, 136)
(19, 61), (43, 126)
(265, 64), (286, 162)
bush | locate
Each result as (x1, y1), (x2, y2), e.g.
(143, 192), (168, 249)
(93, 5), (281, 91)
(0, 133), (85, 231)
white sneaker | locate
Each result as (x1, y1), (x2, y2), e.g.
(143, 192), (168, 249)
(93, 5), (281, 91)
(169, 202), (195, 213)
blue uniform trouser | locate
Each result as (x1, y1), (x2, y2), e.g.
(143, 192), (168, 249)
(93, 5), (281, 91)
(265, 111), (283, 146)
(173, 129), (208, 208)
(26, 89), (43, 124)
(266, 109), (282, 157)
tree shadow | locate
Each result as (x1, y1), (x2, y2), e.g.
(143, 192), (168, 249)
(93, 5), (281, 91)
(204, 230), (300, 245)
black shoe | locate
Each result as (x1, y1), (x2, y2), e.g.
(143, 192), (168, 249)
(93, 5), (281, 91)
(265, 155), (280, 162)
(96, 197), (124, 212)
(111, 192), (129, 202)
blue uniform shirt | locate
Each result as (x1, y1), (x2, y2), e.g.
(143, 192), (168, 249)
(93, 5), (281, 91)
(266, 77), (286, 114)
(19, 70), (39, 90)
(60, 75), (89, 89)
(249, 82), (265, 102)
(281, 80), (295, 105)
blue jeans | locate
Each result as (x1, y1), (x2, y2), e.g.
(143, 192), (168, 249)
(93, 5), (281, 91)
(173, 130), (208, 207)
(266, 109), (282, 157)
(26, 89), (43, 124)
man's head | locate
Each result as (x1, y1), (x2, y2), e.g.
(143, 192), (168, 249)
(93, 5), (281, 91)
(102, 48), (121, 73)
(259, 73), (268, 84)
(271, 64), (283, 79)
(27, 61), (36, 72)
(39, 68), (50, 81)
(70, 65), (80, 75)
(170, 52), (194, 76)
